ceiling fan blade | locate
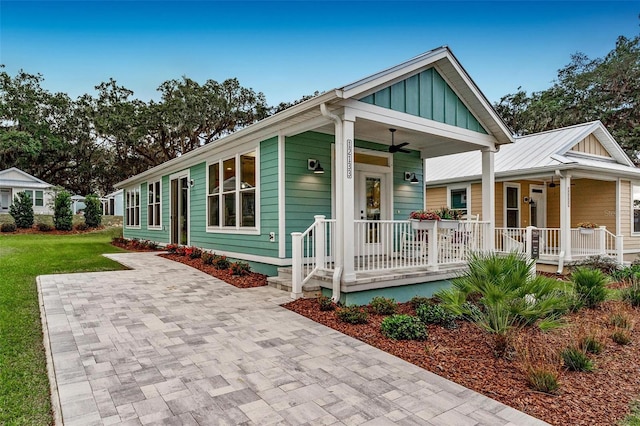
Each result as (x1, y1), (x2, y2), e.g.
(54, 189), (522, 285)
(397, 142), (409, 148)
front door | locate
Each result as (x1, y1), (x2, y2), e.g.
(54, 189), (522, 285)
(355, 172), (387, 253)
(170, 176), (189, 245)
(529, 184), (546, 228)
(0, 189), (10, 213)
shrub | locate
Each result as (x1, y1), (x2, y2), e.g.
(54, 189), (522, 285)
(213, 255), (230, 270)
(381, 315), (427, 340)
(409, 296), (431, 310)
(9, 191), (34, 229)
(572, 255), (620, 276)
(369, 296), (397, 315)
(1, 222), (17, 232)
(37, 223), (53, 232)
(416, 303), (458, 329)
(561, 347), (594, 372)
(336, 306), (368, 324)
(526, 368), (560, 394)
(622, 276), (640, 307)
(189, 247), (203, 259)
(175, 246), (186, 256)
(230, 261), (250, 276)
(74, 223), (89, 231)
(571, 267), (609, 309)
(317, 295), (335, 311)
(166, 244), (179, 254)
(53, 190), (73, 231)
(612, 330), (632, 345)
(84, 194), (102, 228)
(201, 252), (215, 265)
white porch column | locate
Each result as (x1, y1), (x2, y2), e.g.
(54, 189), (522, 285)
(559, 173), (572, 261)
(342, 118), (356, 282)
(481, 148), (496, 250)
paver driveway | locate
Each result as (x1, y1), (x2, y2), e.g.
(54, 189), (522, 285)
(38, 252), (548, 425)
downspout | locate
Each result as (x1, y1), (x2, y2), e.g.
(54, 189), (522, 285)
(320, 103), (343, 302)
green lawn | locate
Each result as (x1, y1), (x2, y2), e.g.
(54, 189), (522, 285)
(0, 228), (127, 425)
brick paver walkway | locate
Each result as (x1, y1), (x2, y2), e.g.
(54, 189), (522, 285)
(38, 252), (548, 425)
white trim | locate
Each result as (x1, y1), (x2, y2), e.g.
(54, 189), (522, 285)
(632, 181), (640, 235)
(124, 185), (142, 229)
(147, 179), (162, 230)
(616, 178), (621, 237)
(340, 99), (498, 148)
(169, 170), (190, 245)
(503, 182), (521, 228)
(278, 133), (286, 258)
(528, 184), (547, 228)
(205, 147), (260, 234)
(446, 184), (470, 214)
(199, 249), (293, 267)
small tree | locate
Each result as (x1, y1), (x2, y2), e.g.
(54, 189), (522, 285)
(84, 194), (102, 228)
(53, 190), (73, 231)
(9, 192), (34, 228)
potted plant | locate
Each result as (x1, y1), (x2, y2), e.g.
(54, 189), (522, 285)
(434, 207), (462, 229)
(577, 222), (598, 234)
(409, 210), (440, 230)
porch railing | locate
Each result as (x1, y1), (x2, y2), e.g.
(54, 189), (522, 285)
(291, 215), (336, 298)
(291, 218), (490, 298)
(495, 226), (623, 263)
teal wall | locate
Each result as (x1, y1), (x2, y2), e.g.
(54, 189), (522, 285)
(359, 68), (487, 134)
(284, 132), (334, 257)
(322, 279), (452, 306)
(188, 137), (280, 259)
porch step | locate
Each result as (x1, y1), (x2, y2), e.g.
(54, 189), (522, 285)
(266, 267), (322, 297)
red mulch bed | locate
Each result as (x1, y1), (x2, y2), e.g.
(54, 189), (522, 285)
(158, 253), (268, 288)
(283, 292), (640, 426)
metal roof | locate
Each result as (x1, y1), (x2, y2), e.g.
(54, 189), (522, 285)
(0, 167), (53, 189)
(425, 121), (640, 184)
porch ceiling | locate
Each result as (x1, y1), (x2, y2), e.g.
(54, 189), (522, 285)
(306, 118), (488, 159)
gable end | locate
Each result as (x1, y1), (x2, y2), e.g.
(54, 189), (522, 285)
(358, 68), (487, 134)
(570, 134), (611, 158)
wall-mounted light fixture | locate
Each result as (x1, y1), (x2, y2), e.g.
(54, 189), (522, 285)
(308, 159), (324, 174)
(404, 171), (419, 184)
(189, 179), (195, 187)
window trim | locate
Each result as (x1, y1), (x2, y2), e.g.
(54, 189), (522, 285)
(504, 182), (521, 228)
(125, 186), (141, 229)
(447, 184), (470, 215)
(21, 189), (44, 207)
(632, 182), (640, 235)
(206, 147), (260, 235)
(147, 180), (162, 230)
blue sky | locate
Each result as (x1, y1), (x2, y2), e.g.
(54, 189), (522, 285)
(1, 1), (638, 106)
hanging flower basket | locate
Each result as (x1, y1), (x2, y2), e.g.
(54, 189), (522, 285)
(410, 219), (437, 230)
(577, 222), (598, 235)
(439, 219), (460, 229)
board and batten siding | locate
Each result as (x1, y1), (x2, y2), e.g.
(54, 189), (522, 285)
(188, 138), (280, 261)
(359, 68), (487, 134)
(571, 134), (611, 158)
(284, 132), (333, 258)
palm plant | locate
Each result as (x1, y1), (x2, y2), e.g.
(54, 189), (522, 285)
(437, 252), (571, 356)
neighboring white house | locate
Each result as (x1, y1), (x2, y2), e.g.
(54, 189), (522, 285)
(101, 189), (124, 216)
(71, 195), (86, 214)
(0, 167), (55, 215)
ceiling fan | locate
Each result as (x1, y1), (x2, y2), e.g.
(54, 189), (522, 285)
(388, 128), (410, 153)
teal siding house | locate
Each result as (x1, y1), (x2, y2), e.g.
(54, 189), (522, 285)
(116, 47), (513, 303)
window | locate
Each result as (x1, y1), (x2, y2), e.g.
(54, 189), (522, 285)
(22, 190), (44, 207)
(126, 187), (140, 228)
(634, 184), (640, 233)
(448, 186), (469, 215)
(207, 151), (257, 229)
(505, 184), (520, 228)
(147, 181), (161, 228)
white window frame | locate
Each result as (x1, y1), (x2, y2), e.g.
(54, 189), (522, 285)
(632, 183), (640, 235)
(147, 180), (162, 230)
(206, 147), (260, 235)
(447, 184), (470, 215)
(22, 189), (44, 207)
(504, 182), (521, 228)
(125, 186), (141, 229)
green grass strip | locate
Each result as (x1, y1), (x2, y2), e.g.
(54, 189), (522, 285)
(0, 228), (126, 425)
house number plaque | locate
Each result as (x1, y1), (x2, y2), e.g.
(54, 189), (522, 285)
(346, 139), (353, 179)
